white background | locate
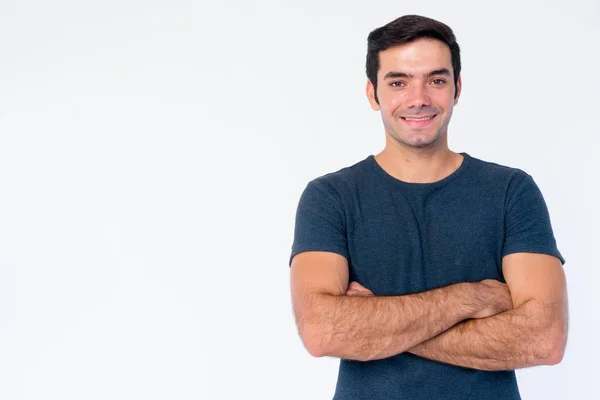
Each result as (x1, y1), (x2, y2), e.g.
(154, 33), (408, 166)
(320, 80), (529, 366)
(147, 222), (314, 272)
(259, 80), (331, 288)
(0, 0), (597, 399)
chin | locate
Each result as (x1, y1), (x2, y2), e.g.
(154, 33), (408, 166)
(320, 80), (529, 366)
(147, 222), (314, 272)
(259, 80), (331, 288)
(410, 140), (438, 149)
(398, 133), (442, 149)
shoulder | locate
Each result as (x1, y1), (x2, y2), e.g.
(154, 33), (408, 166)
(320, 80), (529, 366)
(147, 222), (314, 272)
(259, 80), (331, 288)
(466, 153), (531, 188)
(304, 156), (372, 199)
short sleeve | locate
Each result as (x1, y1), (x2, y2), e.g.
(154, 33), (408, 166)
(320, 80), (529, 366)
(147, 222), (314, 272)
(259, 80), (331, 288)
(502, 173), (565, 264)
(289, 178), (349, 267)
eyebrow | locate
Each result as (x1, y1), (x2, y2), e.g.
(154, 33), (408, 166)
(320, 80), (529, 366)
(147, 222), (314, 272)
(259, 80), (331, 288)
(383, 68), (452, 80)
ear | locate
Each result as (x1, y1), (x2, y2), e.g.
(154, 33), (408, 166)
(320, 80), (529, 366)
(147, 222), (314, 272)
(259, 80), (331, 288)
(366, 79), (380, 111)
(454, 74), (462, 105)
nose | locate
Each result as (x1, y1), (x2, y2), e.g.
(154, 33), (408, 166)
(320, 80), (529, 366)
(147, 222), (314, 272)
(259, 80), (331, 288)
(406, 83), (431, 108)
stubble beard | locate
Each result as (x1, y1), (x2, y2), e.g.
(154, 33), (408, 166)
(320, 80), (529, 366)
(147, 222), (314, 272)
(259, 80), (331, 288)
(385, 123), (445, 149)
(383, 112), (451, 149)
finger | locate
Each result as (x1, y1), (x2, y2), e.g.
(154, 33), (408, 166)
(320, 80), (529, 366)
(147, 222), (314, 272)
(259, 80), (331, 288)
(346, 290), (372, 297)
(348, 281), (367, 291)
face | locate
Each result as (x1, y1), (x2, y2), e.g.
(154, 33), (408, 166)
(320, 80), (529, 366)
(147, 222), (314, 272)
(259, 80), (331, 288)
(366, 38), (461, 149)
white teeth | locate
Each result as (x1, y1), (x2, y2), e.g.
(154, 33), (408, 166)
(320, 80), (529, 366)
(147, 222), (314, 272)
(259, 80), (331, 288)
(404, 116), (434, 121)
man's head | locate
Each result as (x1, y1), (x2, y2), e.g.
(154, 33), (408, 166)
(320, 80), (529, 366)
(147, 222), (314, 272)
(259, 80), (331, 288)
(366, 15), (461, 103)
(365, 15), (462, 149)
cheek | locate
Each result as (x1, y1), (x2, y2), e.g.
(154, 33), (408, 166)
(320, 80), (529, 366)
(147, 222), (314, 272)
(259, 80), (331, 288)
(432, 91), (454, 109)
(379, 94), (405, 116)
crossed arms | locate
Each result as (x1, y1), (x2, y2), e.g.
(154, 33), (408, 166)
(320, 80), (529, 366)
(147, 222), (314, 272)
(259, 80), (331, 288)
(290, 251), (568, 370)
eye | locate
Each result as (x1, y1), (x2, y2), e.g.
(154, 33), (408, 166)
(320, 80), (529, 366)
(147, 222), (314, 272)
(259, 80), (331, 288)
(431, 78), (446, 85)
(390, 81), (406, 88)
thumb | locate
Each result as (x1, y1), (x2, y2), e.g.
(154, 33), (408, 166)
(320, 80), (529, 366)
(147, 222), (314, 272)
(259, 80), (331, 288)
(347, 281), (374, 295)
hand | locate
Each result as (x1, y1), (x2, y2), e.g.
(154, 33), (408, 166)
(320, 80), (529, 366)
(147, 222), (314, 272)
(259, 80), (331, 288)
(346, 281), (375, 297)
(471, 279), (513, 319)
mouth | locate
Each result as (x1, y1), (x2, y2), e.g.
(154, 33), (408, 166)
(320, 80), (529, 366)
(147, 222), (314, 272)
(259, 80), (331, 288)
(400, 114), (438, 127)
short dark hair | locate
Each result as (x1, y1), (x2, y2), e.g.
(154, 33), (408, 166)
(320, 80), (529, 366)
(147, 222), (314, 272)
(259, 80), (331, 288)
(366, 15), (461, 103)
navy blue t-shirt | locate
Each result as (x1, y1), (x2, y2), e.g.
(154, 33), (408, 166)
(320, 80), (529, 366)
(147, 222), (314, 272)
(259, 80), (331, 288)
(289, 153), (564, 400)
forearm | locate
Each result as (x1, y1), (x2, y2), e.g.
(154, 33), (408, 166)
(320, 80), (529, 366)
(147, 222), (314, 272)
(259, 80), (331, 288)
(299, 283), (479, 362)
(408, 299), (563, 370)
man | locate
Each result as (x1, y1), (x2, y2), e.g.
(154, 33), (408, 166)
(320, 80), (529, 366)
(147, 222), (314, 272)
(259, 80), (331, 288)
(288, 14), (568, 400)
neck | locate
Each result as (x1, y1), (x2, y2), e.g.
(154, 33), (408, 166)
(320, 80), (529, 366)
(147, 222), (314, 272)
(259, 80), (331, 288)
(375, 135), (463, 184)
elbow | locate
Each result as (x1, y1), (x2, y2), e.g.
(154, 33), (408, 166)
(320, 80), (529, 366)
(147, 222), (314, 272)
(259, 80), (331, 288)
(544, 337), (566, 365)
(527, 301), (568, 366)
(305, 337), (327, 358)
(293, 294), (329, 358)
(303, 333), (371, 361)
(539, 328), (567, 366)
(300, 324), (364, 360)
(545, 349), (564, 366)
(295, 293), (342, 359)
(298, 323), (329, 358)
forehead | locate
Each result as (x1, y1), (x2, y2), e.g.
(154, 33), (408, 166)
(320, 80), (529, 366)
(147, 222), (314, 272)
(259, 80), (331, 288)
(377, 38), (453, 77)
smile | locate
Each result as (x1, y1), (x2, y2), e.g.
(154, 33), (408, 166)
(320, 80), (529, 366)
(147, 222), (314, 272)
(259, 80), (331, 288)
(400, 114), (438, 127)
(401, 115), (436, 121)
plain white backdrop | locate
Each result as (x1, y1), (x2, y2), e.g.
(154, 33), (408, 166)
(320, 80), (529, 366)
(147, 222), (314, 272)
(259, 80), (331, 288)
(0, 0), (597, 399)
